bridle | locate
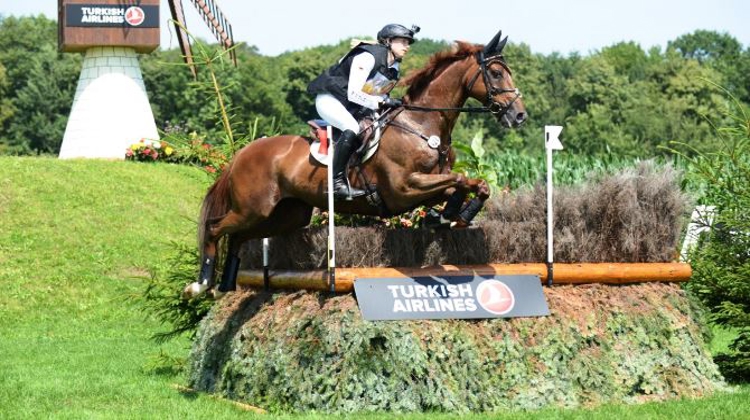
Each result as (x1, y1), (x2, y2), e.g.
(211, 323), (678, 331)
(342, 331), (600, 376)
(402, 51), (522, 118)
(466, 51), (522, 116)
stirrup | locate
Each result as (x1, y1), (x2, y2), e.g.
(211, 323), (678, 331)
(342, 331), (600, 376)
(333, 186), (365, 201)
(332, 174), (365, 200)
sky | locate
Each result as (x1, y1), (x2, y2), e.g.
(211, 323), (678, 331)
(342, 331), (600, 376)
(2, 0), (749, 56)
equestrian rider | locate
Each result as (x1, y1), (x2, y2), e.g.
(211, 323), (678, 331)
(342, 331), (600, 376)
(308, 24), (419, 200)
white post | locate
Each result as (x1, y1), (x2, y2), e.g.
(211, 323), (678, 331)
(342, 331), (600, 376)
(326, 126), (336, 293)
(545, 125), (563, 286)
(680, 205), (716, 262)
(262, 237), (270, 290)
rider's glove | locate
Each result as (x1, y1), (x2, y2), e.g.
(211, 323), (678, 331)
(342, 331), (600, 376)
(381, 97), (403, 109)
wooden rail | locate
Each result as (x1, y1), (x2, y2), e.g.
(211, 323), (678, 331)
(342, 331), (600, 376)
(237, 263), (691, 293)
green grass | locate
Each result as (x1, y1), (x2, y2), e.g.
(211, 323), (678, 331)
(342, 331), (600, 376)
(0, 156), (748, 419)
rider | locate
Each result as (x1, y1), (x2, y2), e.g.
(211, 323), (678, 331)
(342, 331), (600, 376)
(307, 23), (419, 200)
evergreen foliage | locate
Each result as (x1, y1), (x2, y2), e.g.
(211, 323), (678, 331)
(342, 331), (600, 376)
(680, 90), (750, 382)
(188, 285), (724, 413)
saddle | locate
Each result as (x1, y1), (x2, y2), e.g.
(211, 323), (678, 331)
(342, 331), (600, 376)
(307, 115), (384, 166)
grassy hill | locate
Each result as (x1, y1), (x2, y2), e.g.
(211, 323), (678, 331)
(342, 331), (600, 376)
(0, 157), (247, 417)
(0, 157), (748, 418)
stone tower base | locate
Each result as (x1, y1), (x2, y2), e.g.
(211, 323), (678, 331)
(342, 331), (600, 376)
(59, 47), (158, 159)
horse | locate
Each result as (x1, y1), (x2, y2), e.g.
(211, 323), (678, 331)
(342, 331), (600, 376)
(183, 30), (527, 298)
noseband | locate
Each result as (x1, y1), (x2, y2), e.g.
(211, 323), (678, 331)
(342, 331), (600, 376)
(466, 51), (522, 116)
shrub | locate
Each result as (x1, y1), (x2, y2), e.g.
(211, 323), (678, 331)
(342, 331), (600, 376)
(137, 243), (214, 342)
(680, 86), (750, 383)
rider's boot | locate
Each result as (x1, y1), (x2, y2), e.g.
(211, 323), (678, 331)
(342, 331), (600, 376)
(332, 129), (366, 201)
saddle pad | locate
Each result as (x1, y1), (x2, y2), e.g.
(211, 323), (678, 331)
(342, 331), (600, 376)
(309, 125), (382, 166)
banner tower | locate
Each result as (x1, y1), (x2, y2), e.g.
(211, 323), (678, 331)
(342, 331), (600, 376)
(58, 0), (160, 159)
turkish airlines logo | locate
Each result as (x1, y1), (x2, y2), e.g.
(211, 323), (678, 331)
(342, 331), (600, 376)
(124, 7), (145, 26)
(476, 280), (515, 315)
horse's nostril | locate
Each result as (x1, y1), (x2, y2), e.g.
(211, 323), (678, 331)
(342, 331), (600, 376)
(516, 112), (527, 124)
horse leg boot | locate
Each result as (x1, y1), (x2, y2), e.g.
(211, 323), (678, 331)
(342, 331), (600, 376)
(441, 191), (467, 221)
(425, 190), (466, 228)
(332, 129), (365, 201)
(182, 256), (215, 299)
(456, 197), (486, 227)
(218, 236), (241, 294)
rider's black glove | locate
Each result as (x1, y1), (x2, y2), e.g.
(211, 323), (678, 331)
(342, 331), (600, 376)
(381, 97), (403, 109)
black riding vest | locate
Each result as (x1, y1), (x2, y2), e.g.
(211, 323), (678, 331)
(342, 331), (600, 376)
(307, 43), (399, 113)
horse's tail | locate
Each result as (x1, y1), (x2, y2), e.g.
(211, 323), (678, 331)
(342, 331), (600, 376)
(197, 168), (233, 262)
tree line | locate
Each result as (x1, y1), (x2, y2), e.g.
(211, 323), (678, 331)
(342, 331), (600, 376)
(1, 14), (749, 158)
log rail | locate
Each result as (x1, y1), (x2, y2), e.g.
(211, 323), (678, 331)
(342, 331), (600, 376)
(237, 263), (691, 293)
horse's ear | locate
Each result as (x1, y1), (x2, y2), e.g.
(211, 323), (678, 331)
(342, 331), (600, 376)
(496, 36), (508, 54)
(483, 30), (503, 55)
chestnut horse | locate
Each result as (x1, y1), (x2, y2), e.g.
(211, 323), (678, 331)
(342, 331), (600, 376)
(184, 30), (526, 297)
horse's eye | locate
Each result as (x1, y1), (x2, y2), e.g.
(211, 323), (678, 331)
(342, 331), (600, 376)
(491, 68), (503, 78)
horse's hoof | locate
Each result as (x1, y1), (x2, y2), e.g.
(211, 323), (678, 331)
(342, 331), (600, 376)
(210, 289), (226, 299)
(451, 219), (471, 229)
(423, 209), (450, 230)
(182, 281), (209, 300)
(425, 221), (451, 230)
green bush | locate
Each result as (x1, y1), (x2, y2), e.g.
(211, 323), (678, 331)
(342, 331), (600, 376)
(137, 243), (215, 342)
(681, 86), (750, 382)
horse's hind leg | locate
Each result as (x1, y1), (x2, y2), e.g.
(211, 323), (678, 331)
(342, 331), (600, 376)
(184, 210), (252, 299)
(197, 214), (225, 287)
(202, 199), (313, 292)
(218, 234), (241, 293)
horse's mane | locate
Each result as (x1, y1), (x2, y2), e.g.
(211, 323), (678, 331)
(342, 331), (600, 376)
(401, 41), (483, 99)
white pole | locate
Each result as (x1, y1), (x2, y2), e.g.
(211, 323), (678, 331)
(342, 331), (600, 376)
(546, 146), (554, 267)
(326, 126), (336, 293)
(262, 237), (270, 290)
(544, 126), (563, 286)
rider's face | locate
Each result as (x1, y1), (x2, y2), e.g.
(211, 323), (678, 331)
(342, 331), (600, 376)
(389, 37), (411, 60)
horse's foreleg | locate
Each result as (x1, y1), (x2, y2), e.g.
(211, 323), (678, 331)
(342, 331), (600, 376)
(454, 179), (491, 227)
(424, 189), (467, 228)
(404, 173), (466, 202)
(406, 174), (490, 228)
(441, 189), (467, 220)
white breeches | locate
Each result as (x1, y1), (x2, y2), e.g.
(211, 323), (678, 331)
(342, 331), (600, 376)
(315, 93), (359, 134)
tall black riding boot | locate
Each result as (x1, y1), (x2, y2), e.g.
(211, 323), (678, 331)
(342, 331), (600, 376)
(332, 129), (366, 201)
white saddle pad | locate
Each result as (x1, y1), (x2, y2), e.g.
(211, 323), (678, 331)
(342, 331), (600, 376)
(310, 125), (382, 166)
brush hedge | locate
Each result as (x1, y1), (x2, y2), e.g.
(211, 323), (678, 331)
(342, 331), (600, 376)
(239, 161), (688, 268)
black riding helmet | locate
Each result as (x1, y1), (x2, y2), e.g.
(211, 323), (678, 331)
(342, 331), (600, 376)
(377, 24), (420, 44)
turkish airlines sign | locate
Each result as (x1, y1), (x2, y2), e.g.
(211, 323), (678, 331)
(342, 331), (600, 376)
(354, 275), (550, 320)
(65, 4), (159, 28)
